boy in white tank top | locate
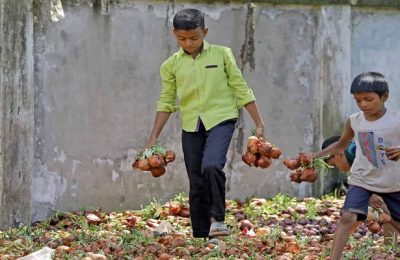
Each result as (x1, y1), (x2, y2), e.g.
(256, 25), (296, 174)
(322, 136), (399, 244)
(313, 72), (400, 260)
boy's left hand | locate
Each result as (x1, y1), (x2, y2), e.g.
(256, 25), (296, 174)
(385, 146), (400, 161)
(255, 125), (264, 139)
(369, 194), (384, 209)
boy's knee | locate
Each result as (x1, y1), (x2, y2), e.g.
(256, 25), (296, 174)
(340, 212), (358, 225)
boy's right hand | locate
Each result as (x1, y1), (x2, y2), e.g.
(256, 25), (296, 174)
(369, 194), (383, 209)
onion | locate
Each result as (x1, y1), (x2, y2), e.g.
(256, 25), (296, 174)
(257, 141), (273, 156)
(298, 152), (312, 164)
(367, 221), (381, 233)
(300, 168), (318, 182)
(132, 159), (139, 169)
(169, 205), (181, 216)
(148, 155), (165, 168)
(283, 158), (301, 170)
(247, 136), (261, 154)
(242, 152), (257, 166)
(179, 208), (190, 218)
(289, 170), (302, 183)
(256, 155), (272, 169)
(269, 146), (281, 159)
(150, 166), (166, 177)
(137, 159), (151, 171)
(240, 219), (254, 230)
(165, 150), (176, 163)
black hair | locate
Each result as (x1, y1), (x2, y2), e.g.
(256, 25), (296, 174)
(350, 72), (388, 97)
(322, 136), (356, 166)
(173, 9), (205, 30)
(321, 136), (340, 149)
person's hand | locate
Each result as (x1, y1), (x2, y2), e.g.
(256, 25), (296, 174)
(255, 125), (265, 139)
(369, 194), (384, 209)
(385, 146), (400, 161)
(144, 137), (157, 150)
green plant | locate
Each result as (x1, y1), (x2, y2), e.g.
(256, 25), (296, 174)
(173, 191), (188, 206)
(140, 199), (163, 220)
(304, 199), (318, 218)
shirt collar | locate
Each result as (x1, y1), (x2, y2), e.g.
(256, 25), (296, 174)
(178, 41), (209, 56)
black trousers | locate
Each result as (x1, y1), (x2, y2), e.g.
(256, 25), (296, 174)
(182, 119), (236, 238)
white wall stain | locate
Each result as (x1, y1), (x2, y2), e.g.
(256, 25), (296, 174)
(120, 148), (137, 172)
(31, 165), (67, 221)
(93, 158), (114, 166)
(304, 115), (314, 147)
(261, 9), (285, 20)
(54, 149), (66, 163)
(72, 159), (81, 175)
(112, 170), (119, 181)
(32, 165), (67, 202)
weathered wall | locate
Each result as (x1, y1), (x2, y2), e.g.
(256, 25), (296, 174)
(0, 0), (34, 228)
(2, 0), (400, 224)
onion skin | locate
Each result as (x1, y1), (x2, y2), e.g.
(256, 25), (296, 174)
(289, 170), (302, 183)
(300, 168), (318, 182)
(240, 219), (254, 231)
(283, 159), (301, 170)
(150, 166), (166, 177)
(242, 152), (257, 166)
(257, 155), (272, 169)
(258, 141), (273, 156)
(148, 155), (165, 168)
(165, 150), (176, 163)
(298, 152), (312, 164)
(367, 221), (381, 233)
(179, 208), (190, 218)
(247, 136), (261, 154)
(132, 159), (139, 169)
(269, 146), (281, 159)
(137, 159), (151, 171)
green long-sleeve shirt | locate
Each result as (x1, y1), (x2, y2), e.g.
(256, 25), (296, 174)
(157, 41), (256, 132)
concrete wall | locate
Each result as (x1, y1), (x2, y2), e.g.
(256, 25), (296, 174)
(0, 0), (34, 228)
(2, 0), (400, 225)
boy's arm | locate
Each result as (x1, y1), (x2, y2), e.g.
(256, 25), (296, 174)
(146, 111), (171, 147)
(223, 48), (256, 108)
(244, 101), (265, 138)
(222, 48), (265, 137)
(146, 60), (177, 147)
(314, 119), (355, 158)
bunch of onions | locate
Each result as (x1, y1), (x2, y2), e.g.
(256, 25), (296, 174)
(283, 153), (332, 183)
(366, 208), (392, 233)
(132, 144), (176, 178)
(242, 133), (281, 169)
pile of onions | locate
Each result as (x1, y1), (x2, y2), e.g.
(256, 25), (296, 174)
(242, 135), (281, 169)
(283, 153), (332, 183)
(132, 144), (175, 178)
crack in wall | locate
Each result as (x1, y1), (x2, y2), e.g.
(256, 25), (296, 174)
(226, 2), (256, 193)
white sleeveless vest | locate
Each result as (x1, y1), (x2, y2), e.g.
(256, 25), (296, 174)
(348, 110), (400, 192)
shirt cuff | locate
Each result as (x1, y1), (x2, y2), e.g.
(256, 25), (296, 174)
(236, 91), (256, 108)
(156, 101), (179, 112)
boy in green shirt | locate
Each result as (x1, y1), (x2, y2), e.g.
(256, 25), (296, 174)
(146, 9), (265, 242)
